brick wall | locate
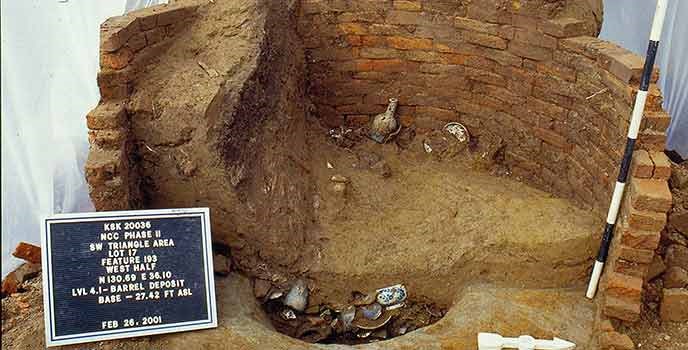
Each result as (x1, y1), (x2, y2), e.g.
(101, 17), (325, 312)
(298, 0), (668, 213)
(86, 2), (199, 210)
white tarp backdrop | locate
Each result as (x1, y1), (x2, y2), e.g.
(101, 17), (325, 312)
(1, 0), (166, 277)
(1, 0), (686, 277)
(600, 0), (688, 157)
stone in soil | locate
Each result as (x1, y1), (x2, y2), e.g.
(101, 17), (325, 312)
(660, 288), (688, 322)
(665, 244), (688, 270)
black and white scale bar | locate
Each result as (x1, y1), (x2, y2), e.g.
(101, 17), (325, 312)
(586, 0), (668, 299)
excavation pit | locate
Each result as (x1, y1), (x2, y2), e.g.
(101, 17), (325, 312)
(79, 0), (672, 348)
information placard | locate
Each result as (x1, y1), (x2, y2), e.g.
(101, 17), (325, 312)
(41, 208), (217, 347)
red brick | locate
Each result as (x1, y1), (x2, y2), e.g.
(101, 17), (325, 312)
(638, 129), (667, 151)
(649, 151), (671, 179)
(1, 272), (19, 295)
(603, 295), (640, 322)
(101, 47), (134, 70)
(88, 128), (127, 149)
(12, 242), (41, 264)
(539, 18), (589, 38)
(157, 5), (196, 26)
(642, 110), (671, 132)
(509, 41), (552, 61)
(630, 178), (672, 213)
(631, 150), (653, 178)
(627, 207), (667, 231)
(338, 22), (368, 35)
(604, 272), (642, 301)
(513, 28), (557, 49)
(608, 52), (644, 83)
(598, 331), (634, 350)
(360, 35), (386, 47)
(462, 30), (507, 49)
(415, 106), (457, 122)
(618, 245), (655, 264)
(393, 0), (421, 11)
(144, 27), (166, 45)
(87, 102), (127, 130)
(386, 36), (433, 50)
(620, 226), (660, 251)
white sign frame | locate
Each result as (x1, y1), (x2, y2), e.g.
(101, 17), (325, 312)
(41, 208), (217, 347)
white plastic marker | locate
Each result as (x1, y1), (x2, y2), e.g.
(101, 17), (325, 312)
(585, 0), (669, 299)
(478, 333), (575, 350)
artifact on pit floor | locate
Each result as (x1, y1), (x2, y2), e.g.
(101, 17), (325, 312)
(477, 332), (576, 350)
(376, 284), (407, 306)
(253, 279), (272, 299)
(338, 305), (356, 331)
(296, 322), (332, 343)
(360, 303), (382, 320)
(352, 309), (395, 330)
(268, 290), (284, 300)
(423, 140), (433, 153)
(330, 174), (349, 183)
(327, 162), (334, 169)
(281, 308), (297, 320)
(385, 302), (405, 311)
(369, 98), (400, 143)
(284, 279), (309, 312)
(444, 122), (470, 143)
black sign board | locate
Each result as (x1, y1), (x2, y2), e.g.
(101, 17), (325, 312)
(41, 208), (217, 347)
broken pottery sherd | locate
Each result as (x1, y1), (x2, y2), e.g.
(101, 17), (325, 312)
(284, 279), (309, 312)
(352, 310), (394, 330)
(281, 308), (297, 320)
(376, 284), (407, 306)
(360, 303), (382, 320)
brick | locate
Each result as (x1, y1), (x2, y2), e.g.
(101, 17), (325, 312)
(603, 295), (640, 322)
(612, 258), (649, 279)
(88, 128), (127, 149)
(144, 27), (166, 45)
(415, 106), (457, 121)
(1, 272), (19, 295)
(631, 150), (653, 178)
(462, 30), (507, 49)
(404, 50), (444, 63)
(620, 226), (660, 251)
(649, 151), (671, 179)
(126, 32), (147, 52)
(87, 102), (127, 130)
(513, 28), (557, 49)
(630, 178), (672, 213)
(360, 47), (399, 59)
(535, 61), (576, 82)
(559, 36), (607, 59)
(386, 36), (433, 50)
(85, 148), (124, 186)
(608, 52), (644, 83)
(338, 22), (368, 35)
(360, 35), (386, 47)
(539, 18), (588, 38)
(454, 16), (514, 39)
(618, 245), (655, 264)
(393, 0), (421, 11)
(100, 15), (139, 52)
(598, 331), (634, 350)
(527, 96), (568, 119)
(646, 255), (666, 281)
(533, 128), (570, 150)
(660, 288), (688, 322)
(604, 272), (642, 301)
(157, 5), (196, 26)
(641, 110), (671, 132)
(12, 242), (41, 264)
(337, 12), (384, 23)
(101, 47), (134, 70)
(508, 41), (552, 61)
(627, 207), (666, 231)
